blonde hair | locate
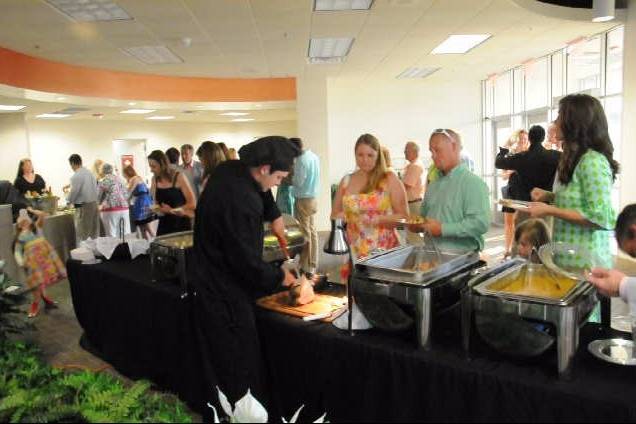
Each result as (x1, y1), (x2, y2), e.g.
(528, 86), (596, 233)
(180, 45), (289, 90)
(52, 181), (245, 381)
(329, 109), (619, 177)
(355, 133), (388, 193)
(505, 129), (528, 153)
(513, 218), (550, 261)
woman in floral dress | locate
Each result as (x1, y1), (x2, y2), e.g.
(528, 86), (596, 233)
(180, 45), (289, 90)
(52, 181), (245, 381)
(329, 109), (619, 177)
(97, 164), (131, 238)
(331, 134), (408, 275)
(529, 94), (620, 322)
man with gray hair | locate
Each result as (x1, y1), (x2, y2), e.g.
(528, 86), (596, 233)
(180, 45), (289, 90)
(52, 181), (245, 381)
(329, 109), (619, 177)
(402, 141), (424, 244)
(179, 144), (204, 199)
(409, 129), (490, 252)
(65, 154), (100, 241)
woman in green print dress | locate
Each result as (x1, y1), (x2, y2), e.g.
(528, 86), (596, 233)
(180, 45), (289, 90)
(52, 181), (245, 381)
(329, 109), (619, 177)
(528, 94), (620, 322)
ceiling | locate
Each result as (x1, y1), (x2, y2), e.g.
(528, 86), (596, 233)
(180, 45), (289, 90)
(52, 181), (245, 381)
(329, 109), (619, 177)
(0, 0), (625, 122)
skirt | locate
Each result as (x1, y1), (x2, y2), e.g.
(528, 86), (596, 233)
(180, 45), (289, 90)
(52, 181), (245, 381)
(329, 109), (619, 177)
(23, 238), (67, 289)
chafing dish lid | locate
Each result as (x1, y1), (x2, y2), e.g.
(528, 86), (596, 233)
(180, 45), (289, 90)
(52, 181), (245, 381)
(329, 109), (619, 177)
(152, 231), (193, 249)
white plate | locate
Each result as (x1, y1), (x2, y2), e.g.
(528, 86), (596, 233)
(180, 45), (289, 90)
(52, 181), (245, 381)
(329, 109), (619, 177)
(498, 199), (530, 210)
(588, 339), (636, 366)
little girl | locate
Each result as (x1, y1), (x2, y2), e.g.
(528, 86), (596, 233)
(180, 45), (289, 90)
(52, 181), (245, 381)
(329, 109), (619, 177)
(512, 218), (551, 263)
(14, 208), (67, 317)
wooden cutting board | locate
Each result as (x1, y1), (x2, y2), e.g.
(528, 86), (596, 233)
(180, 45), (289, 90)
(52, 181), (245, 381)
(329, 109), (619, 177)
(256, 291), (347, 322)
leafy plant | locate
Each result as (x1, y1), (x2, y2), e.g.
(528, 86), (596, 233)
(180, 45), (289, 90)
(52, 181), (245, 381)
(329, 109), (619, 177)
(0, 340), (193, 423)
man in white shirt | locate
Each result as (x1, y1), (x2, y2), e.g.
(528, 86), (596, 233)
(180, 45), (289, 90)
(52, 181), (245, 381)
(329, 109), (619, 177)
(66, 154), (100, 241)
(402, 141), (424, 244)
(589, 204), (636, 312)
(179, 144), (204, 200)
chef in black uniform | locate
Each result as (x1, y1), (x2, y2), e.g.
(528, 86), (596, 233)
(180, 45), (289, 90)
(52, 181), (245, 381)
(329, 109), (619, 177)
(191, 136), (301, 410)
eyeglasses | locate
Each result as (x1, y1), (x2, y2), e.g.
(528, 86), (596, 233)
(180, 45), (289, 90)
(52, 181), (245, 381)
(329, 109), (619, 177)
(432, 128), (454, 142)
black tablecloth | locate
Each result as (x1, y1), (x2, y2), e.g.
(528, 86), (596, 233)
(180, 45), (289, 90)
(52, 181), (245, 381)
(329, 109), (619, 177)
(67, 258), (636, 422)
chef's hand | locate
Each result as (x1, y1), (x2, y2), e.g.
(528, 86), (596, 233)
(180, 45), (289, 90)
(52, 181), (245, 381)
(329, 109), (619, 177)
(282, 268), (297, 287)
(527, 202), (554, 218)
(423, 219), (442, 237)
(589, 268), (626, 297)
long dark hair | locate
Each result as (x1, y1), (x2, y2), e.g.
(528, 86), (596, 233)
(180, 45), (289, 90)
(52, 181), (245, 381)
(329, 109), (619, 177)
(557, 94), (619, 185)
(16, 158), (32, 180)
(147, 150), (173, 182)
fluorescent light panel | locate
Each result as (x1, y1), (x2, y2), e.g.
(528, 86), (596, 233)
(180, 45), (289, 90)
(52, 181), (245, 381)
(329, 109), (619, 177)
(46, 0), (132, 22)
(314, 0), (373, 11)
(121, 46), (183, 65)
(0, 105), (26, 111)
(396, 67), (440, 79)
(431, 34), (491, 54)
(231, 118), (255, 122)
(37, 113), (71, 119)
(120, 109), (156, 114)
(220, 112), (250, 116)
(309, 38), (354, 59)
(146, 116), (175, 120)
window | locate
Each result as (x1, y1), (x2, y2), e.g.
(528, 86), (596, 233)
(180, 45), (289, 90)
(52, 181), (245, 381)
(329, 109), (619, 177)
(494, 71), (511, 116)
(551, 52), (564, 101)
(606, 27), (624, 96)
(513, 68), (524, 114)
(526, 57), (549, 110)
(567, 36), (601, 94)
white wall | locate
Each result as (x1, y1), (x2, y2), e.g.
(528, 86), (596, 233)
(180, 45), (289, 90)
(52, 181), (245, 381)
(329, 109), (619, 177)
(15, 119), (295, 194)
(0, 113), (29, 184)
(620, 0), (636, 208)
(326, 78), (482, 184)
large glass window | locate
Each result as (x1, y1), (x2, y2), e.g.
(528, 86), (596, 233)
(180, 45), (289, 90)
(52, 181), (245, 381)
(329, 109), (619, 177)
(494, 71), (511, 116)
(551, 52), (564, 101)
(526, 57), (549, 110)
(513, 68), (524, 114)
(606, 27), (624, 95)
(567, 36), (601, 94)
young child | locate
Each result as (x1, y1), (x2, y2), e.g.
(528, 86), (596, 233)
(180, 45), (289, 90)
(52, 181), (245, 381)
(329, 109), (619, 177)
(512, 218), (550, 263)
(14, 208), (67, 318)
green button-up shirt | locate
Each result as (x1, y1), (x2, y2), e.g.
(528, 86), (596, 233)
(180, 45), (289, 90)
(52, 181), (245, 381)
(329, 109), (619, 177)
(420, 163), (491, 252)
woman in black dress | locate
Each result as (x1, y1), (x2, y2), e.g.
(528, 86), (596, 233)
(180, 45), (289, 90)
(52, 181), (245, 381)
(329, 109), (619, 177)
(147, 150), (196, 236)
(14, 159), (46, 196)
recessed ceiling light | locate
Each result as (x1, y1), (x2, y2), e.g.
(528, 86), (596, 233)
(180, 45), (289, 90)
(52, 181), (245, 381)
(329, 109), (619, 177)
(120, 109), (156, 114)
(146, 116), (175, 120)
(309, 38), (354, 60)
(220, 112), (250, 116)
(36, 113), (71, 119)
(0, 105), (26, 111)
(57, 96), (66, 101)
(396, 67), (440, 79)
(314, 0), (373, 11)
(121, 46), (183, 65)
(46, 0), (132, 22)
(231, 118), (255, 122)
(431, 34), (491, 54)
(128, 102), (137, 106)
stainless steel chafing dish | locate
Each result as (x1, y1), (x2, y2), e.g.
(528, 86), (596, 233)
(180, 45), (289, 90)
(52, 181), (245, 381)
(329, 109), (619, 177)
(353, 245), (482, 349)
(461, 259), (598, 378)
(150, 214), (306, 295)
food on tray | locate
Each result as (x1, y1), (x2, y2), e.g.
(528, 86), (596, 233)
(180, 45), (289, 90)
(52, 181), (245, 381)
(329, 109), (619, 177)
(490, 266), (576, 299)
(414, 260), (439, 272)
(158, 235), (193, 249)
(288, 276), (315, 306)
(407, 215), (427, 224)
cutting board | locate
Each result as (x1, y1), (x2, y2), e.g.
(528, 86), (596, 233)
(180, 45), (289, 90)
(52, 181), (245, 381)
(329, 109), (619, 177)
(256, 291), (347, 322)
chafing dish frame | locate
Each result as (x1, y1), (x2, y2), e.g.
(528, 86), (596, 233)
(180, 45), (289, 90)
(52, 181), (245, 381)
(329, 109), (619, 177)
(461, 259), (598, 379)
(150, 231), (192, 298)
(353, 245), (482, 349)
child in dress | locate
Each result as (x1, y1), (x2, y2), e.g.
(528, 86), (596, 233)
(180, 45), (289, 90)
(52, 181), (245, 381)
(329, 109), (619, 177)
(14, 208), (67, 317)
(512, 218), (551, 263)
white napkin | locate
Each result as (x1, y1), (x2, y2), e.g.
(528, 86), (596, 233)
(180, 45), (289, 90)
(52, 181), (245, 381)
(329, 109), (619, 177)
(95, 237), (121, 260)
(332, 301), (373, 331)
(70, 247), (96, 263)
(127, 238), (150, 259)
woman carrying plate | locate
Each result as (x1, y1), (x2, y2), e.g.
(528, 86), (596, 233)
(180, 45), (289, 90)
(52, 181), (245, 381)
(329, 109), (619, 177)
(529, 94), (619, 321)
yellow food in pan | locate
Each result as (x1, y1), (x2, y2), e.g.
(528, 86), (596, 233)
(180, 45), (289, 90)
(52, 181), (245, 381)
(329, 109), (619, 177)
(490, 267), (577, 299)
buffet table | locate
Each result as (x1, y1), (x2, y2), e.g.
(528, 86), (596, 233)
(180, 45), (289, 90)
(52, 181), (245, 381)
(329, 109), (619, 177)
(67, 258), (636, 422)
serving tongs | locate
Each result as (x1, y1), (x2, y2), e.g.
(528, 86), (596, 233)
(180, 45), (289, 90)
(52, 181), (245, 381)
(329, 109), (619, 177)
(414, 230), (442, 275)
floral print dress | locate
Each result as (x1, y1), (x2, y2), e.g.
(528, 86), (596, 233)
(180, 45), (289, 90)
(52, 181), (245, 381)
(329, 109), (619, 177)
(343, 177), (400, 260)
(15, 229), (67, 289)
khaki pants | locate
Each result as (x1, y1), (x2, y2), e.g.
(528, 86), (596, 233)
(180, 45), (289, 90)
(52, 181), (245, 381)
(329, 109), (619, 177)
(407, 200), (423, 245)
(75, 201), (100, 242)
(295, 198), (318, 274)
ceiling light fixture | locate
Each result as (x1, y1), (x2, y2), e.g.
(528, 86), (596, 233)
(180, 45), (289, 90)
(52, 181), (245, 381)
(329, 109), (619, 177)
(36, 113), (71, 119)
(121, 46), (183, 65)
(0, 105), (26, 111)
(231, 118), (255, 122)
(46, 0), (131, 22)
(146, 116), (175, 121)
(220, 112), (250, 116)
(314, 0), (373, 11)
(593, 0), (615, 22)
(120, 109), (156, 114)
(431, 34), (491, 55)
(308, 38), (354, 64)
(395, 67), (440, 79)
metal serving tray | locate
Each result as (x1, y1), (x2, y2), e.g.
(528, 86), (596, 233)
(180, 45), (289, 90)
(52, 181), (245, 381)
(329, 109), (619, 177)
(153, 231), (193, 249)
(355, 245), (480, 287)
(473, 262), (592, 306)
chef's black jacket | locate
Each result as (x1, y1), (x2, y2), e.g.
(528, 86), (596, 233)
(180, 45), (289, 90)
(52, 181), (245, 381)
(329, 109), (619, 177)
(495, 143), (561, 201)
(191, 160), (284, 301)
(189, 160), (284, 410)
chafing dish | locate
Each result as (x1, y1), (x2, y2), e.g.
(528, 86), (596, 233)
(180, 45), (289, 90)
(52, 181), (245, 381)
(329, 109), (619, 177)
(150, 214), (306, 295)
(353, 245), (482, 349)
(462, 259), (598, 378)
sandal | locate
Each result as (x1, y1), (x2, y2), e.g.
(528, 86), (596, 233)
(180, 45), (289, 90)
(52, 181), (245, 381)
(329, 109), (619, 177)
(28, 301), (40, 318)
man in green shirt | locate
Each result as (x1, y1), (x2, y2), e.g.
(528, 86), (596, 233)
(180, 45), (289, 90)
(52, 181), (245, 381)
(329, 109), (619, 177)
(410, 129), (491, 252)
